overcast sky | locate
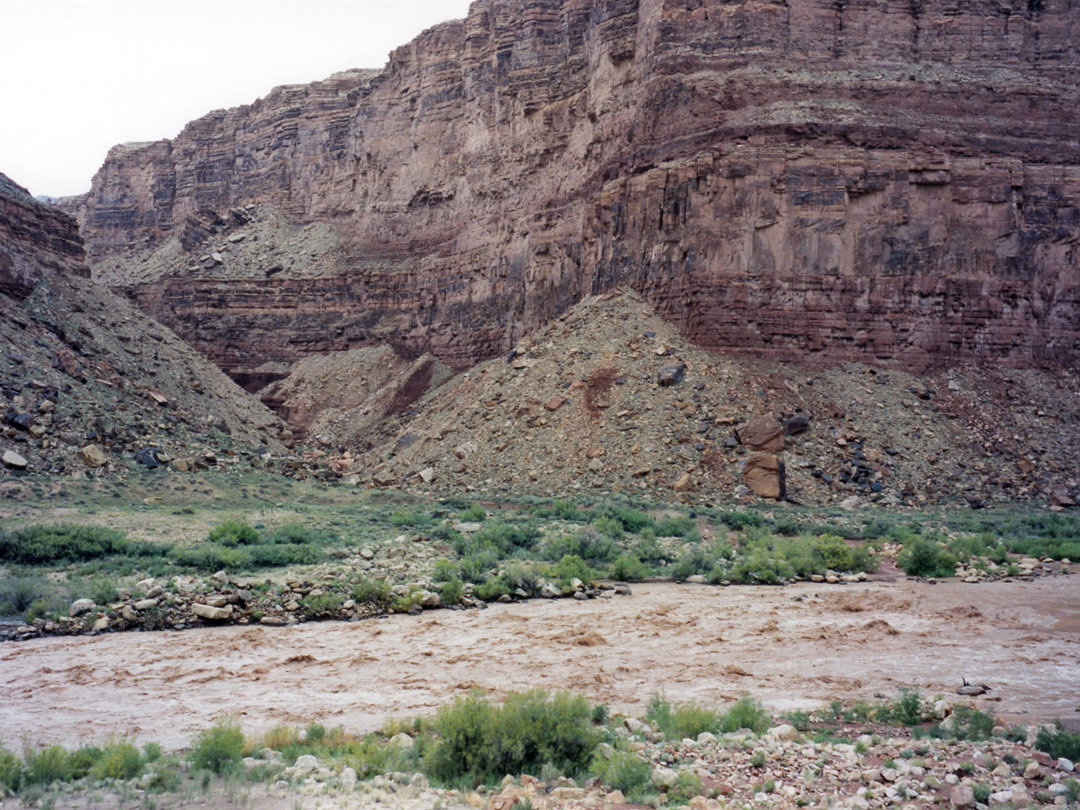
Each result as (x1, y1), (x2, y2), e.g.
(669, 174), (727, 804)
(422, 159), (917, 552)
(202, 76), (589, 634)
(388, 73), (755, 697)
(1, 0), (474, 198)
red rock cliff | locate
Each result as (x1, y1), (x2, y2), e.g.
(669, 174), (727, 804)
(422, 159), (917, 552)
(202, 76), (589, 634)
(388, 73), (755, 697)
(72, 0), (1080, 377)
(1, 173), (88, 299)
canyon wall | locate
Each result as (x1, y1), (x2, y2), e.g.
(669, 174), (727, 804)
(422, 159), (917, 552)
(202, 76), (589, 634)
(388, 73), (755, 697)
(71, 0), (1080, 378)
(1, 173), (88, 299)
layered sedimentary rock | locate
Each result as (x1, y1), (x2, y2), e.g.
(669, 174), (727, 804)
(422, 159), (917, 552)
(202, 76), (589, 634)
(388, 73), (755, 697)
(70, 0), (1080, 381)
(1, 171), (284, 476)
(1, 173), (88, 299)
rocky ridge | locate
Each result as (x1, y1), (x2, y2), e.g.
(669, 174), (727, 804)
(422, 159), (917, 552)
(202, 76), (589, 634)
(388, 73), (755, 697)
(309, 290), (1080, 508)
(0, 174), (286, 484)
(67, 0), (1080, 384)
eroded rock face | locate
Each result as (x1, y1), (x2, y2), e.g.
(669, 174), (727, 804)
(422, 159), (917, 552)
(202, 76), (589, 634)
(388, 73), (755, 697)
(0, 173), (88, 299)
(70, 0), (1080, 380)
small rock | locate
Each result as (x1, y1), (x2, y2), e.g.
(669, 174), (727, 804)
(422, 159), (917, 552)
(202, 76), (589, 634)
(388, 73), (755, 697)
(657, 364), (687, 387)
(134, 447), (163, 469)
(1, 449), (28, 470)
(784, 414), (811, 435)
(768, 724), (799, 741)
(340, 767), (357, 789)
(418, 467), (436, 484)
(545, 396), (566, 411)
(79, 444), (108, 468)
(192, 603), (233, 621)
(69, 599), (96, 618)
(293, 754), (318, 774)
(672, 472), (693, 491)
(1057, 757), (1075, 772)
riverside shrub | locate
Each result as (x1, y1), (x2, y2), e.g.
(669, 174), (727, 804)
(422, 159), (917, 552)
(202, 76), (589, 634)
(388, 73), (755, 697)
(426, 690), (599, 785)
(189, 719), (245, 774)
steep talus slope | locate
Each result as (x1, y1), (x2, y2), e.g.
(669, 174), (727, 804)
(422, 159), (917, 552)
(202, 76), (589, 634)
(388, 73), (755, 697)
(322, 290), (1080, 508)
(1, 173), (285, 481)
(67, 0), (1080, 382)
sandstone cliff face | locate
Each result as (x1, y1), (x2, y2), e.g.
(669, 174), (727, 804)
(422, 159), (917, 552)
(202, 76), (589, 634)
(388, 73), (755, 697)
(72, 0), (1080, 380)
(1, 173), (88, 299)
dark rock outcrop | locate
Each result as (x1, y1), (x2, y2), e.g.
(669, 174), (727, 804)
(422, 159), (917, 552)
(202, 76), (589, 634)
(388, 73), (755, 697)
(68, 0), (1080, 381)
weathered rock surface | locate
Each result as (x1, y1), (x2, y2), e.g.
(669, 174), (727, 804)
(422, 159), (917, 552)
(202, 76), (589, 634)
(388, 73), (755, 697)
(0, 171), (286, 477)
(0, 173), (88, 300)
(66, 0), (1080, 384)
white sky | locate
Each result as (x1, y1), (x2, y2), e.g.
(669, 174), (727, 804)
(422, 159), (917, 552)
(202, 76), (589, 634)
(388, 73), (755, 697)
(0, 0), (474, 198)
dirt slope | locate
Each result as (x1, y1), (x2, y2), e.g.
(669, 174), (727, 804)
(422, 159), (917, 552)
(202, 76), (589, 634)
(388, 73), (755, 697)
(330, 290), (1080, 508)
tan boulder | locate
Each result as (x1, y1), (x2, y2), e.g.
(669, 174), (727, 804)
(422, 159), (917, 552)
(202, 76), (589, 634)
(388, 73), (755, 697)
(744, 455), (786, 499)
(79, 444), (108, 468)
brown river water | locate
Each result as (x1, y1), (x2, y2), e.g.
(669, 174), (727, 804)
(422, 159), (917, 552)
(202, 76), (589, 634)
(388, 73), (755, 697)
(2, 578), (1077, 749)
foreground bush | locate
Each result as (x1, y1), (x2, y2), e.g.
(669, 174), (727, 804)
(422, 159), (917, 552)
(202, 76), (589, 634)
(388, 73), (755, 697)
(1036, 724), (1080, 762)
(426, 690), (599, 785)
(189, 719), (245, 774)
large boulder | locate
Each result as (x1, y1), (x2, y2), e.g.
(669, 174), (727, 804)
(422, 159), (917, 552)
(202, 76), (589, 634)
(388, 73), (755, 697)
(744, 455), (786, 499)
(737, 414), (785, 452)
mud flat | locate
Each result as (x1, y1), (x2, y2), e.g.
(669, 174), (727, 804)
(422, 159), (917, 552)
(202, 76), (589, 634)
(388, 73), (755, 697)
(2, 578), (1077, 748)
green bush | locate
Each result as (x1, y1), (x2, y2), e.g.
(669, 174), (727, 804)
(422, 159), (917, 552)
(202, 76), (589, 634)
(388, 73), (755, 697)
(90, 738), (144, 780)
(439, 578), (465, 605)
(879, 689), (921, 726)
(592, 750), (651, 795)
(301, 592), (344, 618)
(898, 536), (957, 578)
(171, 544), (250, 572)
(455, 523), (540, 557)
(208, 520), (260, 547)
(646, 695), (721, 740)
(592, 517), (625, 541)
(655, 514), (697, 539)
(262, 524), (339, 546)
(24, 744), (71, 784)
(541, 533), (619, 565)
(390, 509), (434, 528)
(0, 574), (49, 614)
(457, 550), (499, 584)
(609, 554), (649, 582)
(0, 745), (23, 792)
(669, 543), (734, 582)
(720, 697), (771, 734)
(352, 577), (393, 610)
(189, 718), (245, 774)
(68, 745), (103, 780)
(458, 504), (488, 523)
(0, 524), (129, 564)
(1035, 724), (1080, 761)
(248, 544), (323, 567)
(551, 555), (596, 588)
(603, 507), (654, 534)
(84, 578), (120, 606)
(529, 501), (591, 522)
(426, 690), (599, 785)
(631, 533), (671, 566)
(716, 509), (765, 530)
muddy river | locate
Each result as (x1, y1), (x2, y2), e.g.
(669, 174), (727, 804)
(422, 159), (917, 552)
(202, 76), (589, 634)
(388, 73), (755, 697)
(2, 578), (1077, 748)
